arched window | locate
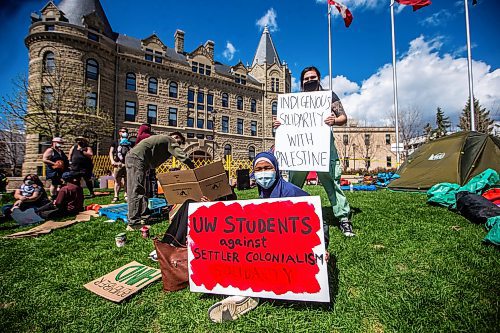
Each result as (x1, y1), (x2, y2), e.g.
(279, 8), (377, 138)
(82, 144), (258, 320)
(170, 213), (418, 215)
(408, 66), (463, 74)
(148, 77), (158, 94)
(272, 101), (277, 116)
(222, 93), (229, 108)
(224, 144), (232, 158)
(237, 96), (243, 110)
(43, 52), (55, 73)
(248, 146), (255, 160)
(86, 59), (99, 80)
(169, 82), (178, 98)
(126, 73), (136, 91)
(251, 99), (256, 112)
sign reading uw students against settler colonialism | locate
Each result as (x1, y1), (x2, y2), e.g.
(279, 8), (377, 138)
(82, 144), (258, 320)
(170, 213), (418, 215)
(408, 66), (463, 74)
(84, 261), (161, 303)
(187, 197), (330, 302)
(274, 91), (332, 172)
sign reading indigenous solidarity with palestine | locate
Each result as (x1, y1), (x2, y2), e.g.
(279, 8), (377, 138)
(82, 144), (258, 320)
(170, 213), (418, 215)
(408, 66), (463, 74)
(274, 91), (332, 172)
(84, 261), (161, 302)
(187, 197), (330, 302)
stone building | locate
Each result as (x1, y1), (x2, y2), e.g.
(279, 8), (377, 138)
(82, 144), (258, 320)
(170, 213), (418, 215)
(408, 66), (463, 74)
(23, 0), (291, 174)
(22, 0), (395, 174)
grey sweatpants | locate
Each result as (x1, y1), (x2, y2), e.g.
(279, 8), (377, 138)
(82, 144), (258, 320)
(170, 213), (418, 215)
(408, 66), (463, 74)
(125, 154), (149, 226)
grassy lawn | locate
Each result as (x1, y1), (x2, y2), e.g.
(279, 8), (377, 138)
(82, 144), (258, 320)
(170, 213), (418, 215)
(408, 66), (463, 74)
(0, 188), (498, 332)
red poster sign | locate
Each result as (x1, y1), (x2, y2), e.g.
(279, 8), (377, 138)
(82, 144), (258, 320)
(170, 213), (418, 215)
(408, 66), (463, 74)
(187, 196), (329, 302)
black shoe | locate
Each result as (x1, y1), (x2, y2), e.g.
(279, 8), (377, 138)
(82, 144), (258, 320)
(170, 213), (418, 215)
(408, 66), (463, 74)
(339, 220), (356, 237)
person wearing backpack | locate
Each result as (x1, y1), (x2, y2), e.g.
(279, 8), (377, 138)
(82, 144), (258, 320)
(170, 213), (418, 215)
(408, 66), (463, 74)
(42, 137), (69, 199)
(109, 127), (131, 202)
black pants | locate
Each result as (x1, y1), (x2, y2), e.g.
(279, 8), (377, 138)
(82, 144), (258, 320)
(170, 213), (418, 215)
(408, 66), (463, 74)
(161, 200), (194, 246)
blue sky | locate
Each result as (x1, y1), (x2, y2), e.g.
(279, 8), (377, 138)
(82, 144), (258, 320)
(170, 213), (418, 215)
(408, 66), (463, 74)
(1, 0), (499, 127)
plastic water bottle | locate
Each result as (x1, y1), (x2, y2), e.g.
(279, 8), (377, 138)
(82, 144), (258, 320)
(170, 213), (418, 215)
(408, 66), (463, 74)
(349, 183), (354, 192)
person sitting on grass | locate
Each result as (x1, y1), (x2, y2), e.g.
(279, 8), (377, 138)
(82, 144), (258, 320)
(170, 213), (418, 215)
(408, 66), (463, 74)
(7, 175), (50, 215)
(207, 151), (328, 323)
(36, 171), (84, 219)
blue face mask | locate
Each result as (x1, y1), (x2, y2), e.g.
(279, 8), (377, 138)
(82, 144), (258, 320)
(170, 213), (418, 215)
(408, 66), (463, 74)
(254, 171), (276, 189)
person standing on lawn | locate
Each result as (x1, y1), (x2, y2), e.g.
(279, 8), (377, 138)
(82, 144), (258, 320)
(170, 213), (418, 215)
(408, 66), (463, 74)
(135, 123), (158, 198)
(109, 127), (131, 202)
(273, 66), (355, 237)
(42, 137), (69, 199)
(69, 136), (95, 197)
(125, 132), (195, 231)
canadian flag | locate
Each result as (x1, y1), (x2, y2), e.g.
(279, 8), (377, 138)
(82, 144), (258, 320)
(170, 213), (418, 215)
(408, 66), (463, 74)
(395, 0), (432, 11)
(328, 0), (353, 28)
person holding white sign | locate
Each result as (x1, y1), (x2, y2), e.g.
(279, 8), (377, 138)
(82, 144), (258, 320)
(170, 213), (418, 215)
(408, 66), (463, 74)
(274, 66), (355, 237)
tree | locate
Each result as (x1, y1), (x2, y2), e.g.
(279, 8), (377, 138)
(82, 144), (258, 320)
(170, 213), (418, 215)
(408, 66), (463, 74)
(0, 113), (25, 176)
(387, 105), (425, 159)
(434, 107), (450, 139)
(423, 122), (433, 142)
(1, 64), (114, 141)
(459, 98), (494, 133)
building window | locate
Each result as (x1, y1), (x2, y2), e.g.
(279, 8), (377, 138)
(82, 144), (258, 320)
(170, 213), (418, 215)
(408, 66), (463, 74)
(207, 93), (214, 112)
(272, 101), (277, 116)
(237, 96), (243, 110)
(248, 146), (255, 160)
(191, 61), (211, 76)
(197, 118), (204, 129)
(126, 73), (136, 91)
(155, 56), (163, 64)
(187, 132), (195, 139)
(197, 91), (205, 111)
(188, 89), (195, 109)
(86, 59), (99, 80)
(148, 77), (158, 94)
(235, 73), (246, 85)
(42, 86), (53, 105)
(364, 134), (371, 146)
(272, 126), (276, 137)
(43, 52), (55, 73)
(86, 92), (97, 110)
(224, 144), (232, 158)
(387, 156), (392, 168)
(38, 134), (52, 154)
(237, 118), (243, 135)
(207, 119), (214, 130)
(271, 77), (280, 92)
(199, 63), (205, 75)
(206, 65), (212, 76)
(222, 116), (229, 133)
(147, 104), (157, 124)
(125, 101), (136, 122)
(45, 25), (55, 31)
(386, 134), (391, 145)
(169, 108), (177, 126)
(222, 93), (229, 108)
(169, 82), (178, 98)
(88, 32), (99, 41)
(251, 121), (257, 136)
(192, 61), (198, 73)
(343, 134), (349, 145)
(251, 99), (256, 112)
(145, 48), (153, 61)
(187, 117), (194, 127)
(196, 133), (205, 139)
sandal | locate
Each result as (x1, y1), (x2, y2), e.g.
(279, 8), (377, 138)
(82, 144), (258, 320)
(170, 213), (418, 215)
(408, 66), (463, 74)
(111, 197), (119, 203)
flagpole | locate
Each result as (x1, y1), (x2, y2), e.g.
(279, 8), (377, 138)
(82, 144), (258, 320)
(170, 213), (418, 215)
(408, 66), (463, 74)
(328, 3), (333, 90)
(390, 0), (401, 166)
(464, 0), (475, 131)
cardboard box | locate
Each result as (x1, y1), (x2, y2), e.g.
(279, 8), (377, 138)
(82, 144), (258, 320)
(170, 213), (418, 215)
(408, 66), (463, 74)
(157, 161), (232, 204)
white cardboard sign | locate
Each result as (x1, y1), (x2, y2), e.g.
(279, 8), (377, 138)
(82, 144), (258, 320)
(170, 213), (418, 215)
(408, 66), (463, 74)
(274, 91), (332, 172)
(187, 196), (330, 302)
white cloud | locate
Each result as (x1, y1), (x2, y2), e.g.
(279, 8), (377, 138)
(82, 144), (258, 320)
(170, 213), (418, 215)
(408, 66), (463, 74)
(419, 9), (453, 27)
(291, 76), (300, 92)
(222, 41), (236, 61)
(334, 35), (500, 125)
(321, 75), (360, 98)
(256, 8), (278, 32)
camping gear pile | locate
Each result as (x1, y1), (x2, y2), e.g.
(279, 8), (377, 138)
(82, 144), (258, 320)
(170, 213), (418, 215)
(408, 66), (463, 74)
(427, 169), (500, 246)
(375, 172), (400, 187)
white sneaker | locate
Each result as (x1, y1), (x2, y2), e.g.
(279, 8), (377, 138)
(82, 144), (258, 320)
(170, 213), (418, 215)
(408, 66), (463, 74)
(208, 296), (259, 323)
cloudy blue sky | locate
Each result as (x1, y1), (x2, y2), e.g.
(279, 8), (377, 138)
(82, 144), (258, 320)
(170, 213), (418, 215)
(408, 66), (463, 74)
(1, 0), (499, 128)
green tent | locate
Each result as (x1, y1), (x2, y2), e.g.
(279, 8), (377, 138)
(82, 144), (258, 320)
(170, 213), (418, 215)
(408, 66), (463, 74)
(389, 131), (500, 191)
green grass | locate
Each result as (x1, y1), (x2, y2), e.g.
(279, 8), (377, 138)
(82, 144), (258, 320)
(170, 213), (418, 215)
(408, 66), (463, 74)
(0, 188), (498, 333)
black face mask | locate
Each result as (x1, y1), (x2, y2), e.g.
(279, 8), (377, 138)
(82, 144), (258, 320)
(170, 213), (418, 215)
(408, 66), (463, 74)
(303, 79), (320, 92)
